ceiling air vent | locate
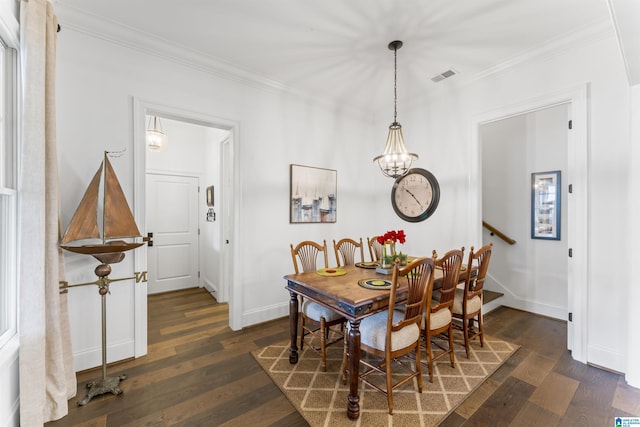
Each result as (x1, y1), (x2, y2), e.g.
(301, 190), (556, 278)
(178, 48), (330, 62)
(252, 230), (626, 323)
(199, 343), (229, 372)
(431, 69), (456, 83)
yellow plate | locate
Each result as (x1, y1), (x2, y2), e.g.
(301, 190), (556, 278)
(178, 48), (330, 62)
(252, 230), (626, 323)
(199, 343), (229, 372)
(355, 262), (378, 269)
(316, 268), (347, 277)
(358, 278), (393, 290)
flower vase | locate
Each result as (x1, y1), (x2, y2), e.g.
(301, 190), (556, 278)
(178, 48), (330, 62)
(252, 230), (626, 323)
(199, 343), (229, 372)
(380, 243), (392, 268)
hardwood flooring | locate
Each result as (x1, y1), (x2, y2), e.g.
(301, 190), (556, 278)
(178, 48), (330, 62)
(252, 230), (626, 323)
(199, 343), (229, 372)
(46, 287), (640, 427)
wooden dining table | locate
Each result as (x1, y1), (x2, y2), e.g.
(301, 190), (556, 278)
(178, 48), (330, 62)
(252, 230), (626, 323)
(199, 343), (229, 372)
(284, 263), (448, 420)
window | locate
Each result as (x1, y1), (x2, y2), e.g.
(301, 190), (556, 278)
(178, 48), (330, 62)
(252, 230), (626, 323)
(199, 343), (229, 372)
(0, 39), (18, 349)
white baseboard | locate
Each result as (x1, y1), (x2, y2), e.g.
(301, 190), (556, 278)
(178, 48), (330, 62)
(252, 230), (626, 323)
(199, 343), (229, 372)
(242, 302), (289, 327)
(588, 344), (626, 374)
(73, 340), (135, 372)
(202, 279), (219, 300)
(482, 297), (503, 315)
(485, 274), (566, 320)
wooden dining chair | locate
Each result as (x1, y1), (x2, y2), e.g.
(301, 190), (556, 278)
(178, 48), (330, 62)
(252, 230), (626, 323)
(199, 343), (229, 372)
(333, 237), (365, 267)
(423, 247), (464, 382)
(290, 240), (345, 371)
(452, 243), (493, 357)
(367, 235), (383, 262)
(342, 257), (435, 414)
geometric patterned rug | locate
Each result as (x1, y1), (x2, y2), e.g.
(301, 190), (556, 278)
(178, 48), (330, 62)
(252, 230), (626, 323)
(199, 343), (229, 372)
(252, 331), (519, 427)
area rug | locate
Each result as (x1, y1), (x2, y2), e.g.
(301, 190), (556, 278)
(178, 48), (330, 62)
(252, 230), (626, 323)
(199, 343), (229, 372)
(252, 331), (519, 426)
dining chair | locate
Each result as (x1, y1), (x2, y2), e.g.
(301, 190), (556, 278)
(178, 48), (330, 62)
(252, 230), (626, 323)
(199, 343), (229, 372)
(423, 247), (464, 382)
(342, 257), (435, 414)
(333, 237), (365, 267)
(452, 243), (493, 357)
(367, 235), (383, 262)
(290, 240), (345, 371)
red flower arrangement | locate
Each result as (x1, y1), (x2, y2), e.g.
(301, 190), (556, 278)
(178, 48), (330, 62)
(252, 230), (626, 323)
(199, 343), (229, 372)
(377, 230), (407, 267)
(377, 230), (406, 245)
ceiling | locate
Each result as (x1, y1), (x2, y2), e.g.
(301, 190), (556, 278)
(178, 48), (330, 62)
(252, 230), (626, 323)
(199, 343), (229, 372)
(54, 0), (617, 115)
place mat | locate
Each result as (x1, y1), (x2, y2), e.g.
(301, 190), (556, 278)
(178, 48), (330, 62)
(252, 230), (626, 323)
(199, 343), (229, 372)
(316, 268), (346, 277)
(252, 332), (520, 427)
(355, 261), (378, 269)
(358, 278), (393, 290)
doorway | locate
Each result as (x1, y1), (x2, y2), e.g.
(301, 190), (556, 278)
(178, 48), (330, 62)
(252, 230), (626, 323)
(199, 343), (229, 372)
(470, 85), (589, 363)
(131, 98), (239, 358)
(480, 103), (569, 316)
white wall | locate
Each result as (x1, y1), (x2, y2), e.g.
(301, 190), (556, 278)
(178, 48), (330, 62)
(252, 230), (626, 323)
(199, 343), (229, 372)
(481, 105), (569, 319)
(55, 28), (379, 370)
(201, 128), (226, 299)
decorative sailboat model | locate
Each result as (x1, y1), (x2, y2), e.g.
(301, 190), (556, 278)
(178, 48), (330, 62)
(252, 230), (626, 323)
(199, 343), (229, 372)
(59, 150), (146, 406)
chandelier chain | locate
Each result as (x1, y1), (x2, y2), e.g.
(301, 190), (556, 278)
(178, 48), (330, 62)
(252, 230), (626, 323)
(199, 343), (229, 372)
(393, 45), (397, 123)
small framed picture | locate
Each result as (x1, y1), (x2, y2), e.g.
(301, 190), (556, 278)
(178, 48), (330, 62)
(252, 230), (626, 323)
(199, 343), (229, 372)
(206, 185), (214, 207)
(531, 171), (561, 240)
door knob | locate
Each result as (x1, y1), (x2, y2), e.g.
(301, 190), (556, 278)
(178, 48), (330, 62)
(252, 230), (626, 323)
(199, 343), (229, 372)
(144, 232), (154, 247)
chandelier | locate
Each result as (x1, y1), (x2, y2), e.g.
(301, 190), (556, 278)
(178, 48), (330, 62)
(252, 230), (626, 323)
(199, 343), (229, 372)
(373, 40), (418, 178)
(146, 116), (168, 152)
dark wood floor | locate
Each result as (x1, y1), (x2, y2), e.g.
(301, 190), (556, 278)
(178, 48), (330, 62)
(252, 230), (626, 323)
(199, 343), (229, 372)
(46, 287), (640, 427)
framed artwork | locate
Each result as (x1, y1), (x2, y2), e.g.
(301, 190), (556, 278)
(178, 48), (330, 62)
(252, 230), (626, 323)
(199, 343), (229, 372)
(290, 164), (337, 223)
(206, 185), (214, 207)
(531, 170), (561, 240)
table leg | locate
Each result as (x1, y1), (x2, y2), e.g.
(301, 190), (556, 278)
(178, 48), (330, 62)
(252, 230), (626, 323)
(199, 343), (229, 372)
(347, 319), (361, 420)
(288, 290), (299, 364)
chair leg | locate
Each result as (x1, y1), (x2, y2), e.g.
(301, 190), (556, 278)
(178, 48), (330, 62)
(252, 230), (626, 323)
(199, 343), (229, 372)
(425, 330), (434, 382)
(415, 343), (423, 393)
(300, 315), (305, 351)
(477, 313), (484, 348)
(463, 316), (471, 358)
(447, 324), (455, 368)
(385, 356), (393, 415)
(320, 317), (327, 371)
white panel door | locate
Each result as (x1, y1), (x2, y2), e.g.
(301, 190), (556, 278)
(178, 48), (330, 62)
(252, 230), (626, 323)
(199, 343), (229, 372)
(146, 173), (199, 294)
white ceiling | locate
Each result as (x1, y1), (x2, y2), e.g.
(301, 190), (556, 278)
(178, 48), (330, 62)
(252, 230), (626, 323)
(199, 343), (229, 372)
(55, 0), (617, 114)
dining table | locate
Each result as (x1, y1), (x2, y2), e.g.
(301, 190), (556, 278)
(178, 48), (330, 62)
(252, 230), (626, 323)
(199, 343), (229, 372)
(284, 261), (450, 420)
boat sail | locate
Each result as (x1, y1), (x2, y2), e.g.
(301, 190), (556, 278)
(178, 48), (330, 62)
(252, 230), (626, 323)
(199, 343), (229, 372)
(60, 151), (144, 263)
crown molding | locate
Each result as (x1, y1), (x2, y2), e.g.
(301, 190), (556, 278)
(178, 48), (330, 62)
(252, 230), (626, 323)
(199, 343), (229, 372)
(468, 20), (614, 83)
(401, 19), (615, 112)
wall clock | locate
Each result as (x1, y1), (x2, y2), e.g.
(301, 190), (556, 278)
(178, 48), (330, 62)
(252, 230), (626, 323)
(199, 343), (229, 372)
(391, 168), (440, 222)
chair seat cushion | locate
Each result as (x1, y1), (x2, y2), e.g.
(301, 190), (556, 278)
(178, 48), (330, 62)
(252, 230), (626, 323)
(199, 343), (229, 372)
(424, 306), (452, 331)
(452, 289), (482, 315)
(302, 300), (343, 322)
(358, 309), (420, 352)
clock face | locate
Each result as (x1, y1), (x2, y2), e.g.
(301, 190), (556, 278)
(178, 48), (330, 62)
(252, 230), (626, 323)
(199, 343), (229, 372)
(391, 168), (440, 222)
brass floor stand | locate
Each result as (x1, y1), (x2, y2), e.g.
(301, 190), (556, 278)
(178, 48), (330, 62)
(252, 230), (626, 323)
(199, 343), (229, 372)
(62, 263), (133, 406)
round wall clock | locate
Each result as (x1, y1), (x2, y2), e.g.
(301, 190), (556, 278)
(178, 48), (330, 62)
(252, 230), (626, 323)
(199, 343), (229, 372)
(391, 168), (440, 222)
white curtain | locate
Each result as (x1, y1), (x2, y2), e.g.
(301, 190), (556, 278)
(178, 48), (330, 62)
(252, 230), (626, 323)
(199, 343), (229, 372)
(19, 0), (76, 425)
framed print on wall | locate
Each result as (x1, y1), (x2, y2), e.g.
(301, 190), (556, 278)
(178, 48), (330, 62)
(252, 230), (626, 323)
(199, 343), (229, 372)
(531, 170), (561, 240)
(290, 164), (337, 223)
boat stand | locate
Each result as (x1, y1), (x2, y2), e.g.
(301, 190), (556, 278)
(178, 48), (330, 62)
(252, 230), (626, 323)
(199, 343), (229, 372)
(60, 262), (136, 406)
